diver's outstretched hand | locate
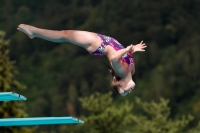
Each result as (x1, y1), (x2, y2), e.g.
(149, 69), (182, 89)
(131, 41), (147, 53)
(17, 24), (34, 39)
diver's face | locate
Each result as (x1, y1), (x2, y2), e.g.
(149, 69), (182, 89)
(120, 86), (134, 96)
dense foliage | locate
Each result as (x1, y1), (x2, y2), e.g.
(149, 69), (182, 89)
(78, 92), (200, 133)
(0, 0), (199, 132)
(0, 31), (34, 133)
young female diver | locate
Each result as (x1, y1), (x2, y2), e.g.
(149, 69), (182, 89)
(17, 24), (147, 96)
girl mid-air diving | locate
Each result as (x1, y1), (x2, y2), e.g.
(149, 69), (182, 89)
(17, 24), (147, 96)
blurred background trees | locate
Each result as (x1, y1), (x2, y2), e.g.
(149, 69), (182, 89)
(0, 31), (34, 133)
(79, 92), (134, 133)
(0, 0), (199, 132)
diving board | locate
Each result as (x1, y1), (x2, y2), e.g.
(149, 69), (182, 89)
(0, 117), (84, 126)
(0, 92), (84, 126)
(0, 92), (27, 101)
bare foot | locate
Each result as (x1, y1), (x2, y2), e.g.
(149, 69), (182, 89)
(17, 24), (34, 39)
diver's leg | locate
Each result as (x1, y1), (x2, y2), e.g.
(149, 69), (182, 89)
(17, 24), (101, 52)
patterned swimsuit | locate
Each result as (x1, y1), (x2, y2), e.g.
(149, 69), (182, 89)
(91, 33), (134, 75)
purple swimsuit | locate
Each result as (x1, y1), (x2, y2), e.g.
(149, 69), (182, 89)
(91, 33), (134, 74)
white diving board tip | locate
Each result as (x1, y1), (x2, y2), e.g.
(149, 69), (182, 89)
(0, 92), (27, 101)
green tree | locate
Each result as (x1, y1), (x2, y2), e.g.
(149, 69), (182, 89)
(78, 93), (200, 133)
(0, 31), (34, 133)
(79, 92), (134, 133)
(131, 98), (200, 133)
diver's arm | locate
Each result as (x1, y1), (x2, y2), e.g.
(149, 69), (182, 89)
(111, 45), (133, 61)
(110, 40), (147, 61)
